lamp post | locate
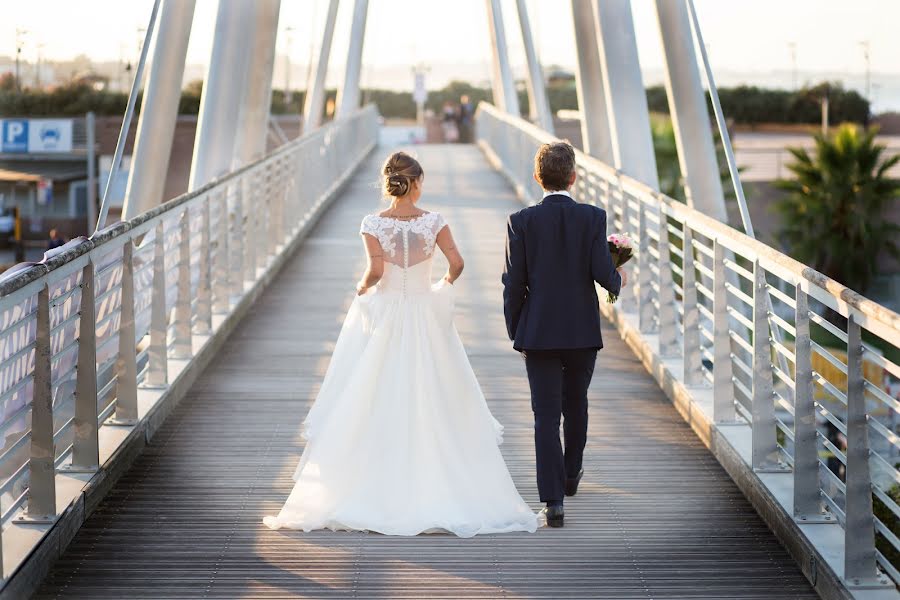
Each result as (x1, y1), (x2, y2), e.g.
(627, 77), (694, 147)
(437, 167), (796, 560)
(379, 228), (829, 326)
(284, 26), (295, 106)
(859, 40), (871, 100)
(787, 41), (797, 90)
(15, 28), (27, 92)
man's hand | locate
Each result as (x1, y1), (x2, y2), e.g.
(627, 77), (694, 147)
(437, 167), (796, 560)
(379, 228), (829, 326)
(617, 267), (628, 288)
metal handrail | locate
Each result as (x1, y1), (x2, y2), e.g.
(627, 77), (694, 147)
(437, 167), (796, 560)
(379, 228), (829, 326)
(0, 105), (379, 586)
(476, 100), (900, 591)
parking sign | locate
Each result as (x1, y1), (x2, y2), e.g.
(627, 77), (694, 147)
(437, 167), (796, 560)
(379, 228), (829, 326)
(1, 120), (29, 153)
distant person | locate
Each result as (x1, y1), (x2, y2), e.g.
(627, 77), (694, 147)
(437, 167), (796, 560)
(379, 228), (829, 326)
(457, 95), (474, 143)
(441, 101), (460, 143)
(47, 228), (66, 250)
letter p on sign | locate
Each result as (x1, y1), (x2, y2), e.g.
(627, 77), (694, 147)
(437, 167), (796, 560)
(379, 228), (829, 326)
(1, 120), (28, 152)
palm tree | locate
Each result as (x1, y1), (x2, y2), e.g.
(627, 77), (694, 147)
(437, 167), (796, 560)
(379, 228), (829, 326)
(773, 124), (900, 294)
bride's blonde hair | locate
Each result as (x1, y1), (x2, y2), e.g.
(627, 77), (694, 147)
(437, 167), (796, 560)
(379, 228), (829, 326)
(382, 151), (423, 198)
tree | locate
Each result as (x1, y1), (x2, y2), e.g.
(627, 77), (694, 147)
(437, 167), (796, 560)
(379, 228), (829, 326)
(773, 124), (900, 294)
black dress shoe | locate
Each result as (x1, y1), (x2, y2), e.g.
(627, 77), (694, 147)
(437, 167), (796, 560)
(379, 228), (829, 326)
(541, 503), (564, 528)
(565, 469), (584, 497)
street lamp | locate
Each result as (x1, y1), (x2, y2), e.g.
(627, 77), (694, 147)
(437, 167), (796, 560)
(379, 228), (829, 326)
(284, 26), (296, 106)
(859, 40), (871, 100)
(787, 41), (797, 90)
(15, 28), (28, 92)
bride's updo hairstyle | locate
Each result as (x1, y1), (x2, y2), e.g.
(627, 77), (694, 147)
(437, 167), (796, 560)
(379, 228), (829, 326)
(382, 151), (423, 198)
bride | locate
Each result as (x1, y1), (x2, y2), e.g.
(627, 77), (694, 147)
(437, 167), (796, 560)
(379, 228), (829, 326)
(263, 151), (539, 537)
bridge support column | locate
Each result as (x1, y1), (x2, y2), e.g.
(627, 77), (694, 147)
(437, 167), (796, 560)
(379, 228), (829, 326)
(653, 0), (727, 221)
(234, 0), (281, 165)
(570, 0), (612, 162)
(337, 0), (369, 118)
(485, 0), (520, 116)
(122, 0), (197, 221)
(593, 0), (658, 188)
(593, 0), (657, 311)
(515, 0), (552, 132)
(304, 0), (340, 131)
(188, 0), (255, 191)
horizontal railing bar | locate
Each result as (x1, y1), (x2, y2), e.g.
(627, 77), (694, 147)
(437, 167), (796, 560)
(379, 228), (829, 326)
(723, 257), (754, 282)
(817, 403), (848, 436)
(765, 283), (796, 308)
(810, 341), (849, 376)
(808, 311), (848, 344)
(724, 281), (753, 308)
(812, 371), (847, 404)
(726, 306), (754, 331)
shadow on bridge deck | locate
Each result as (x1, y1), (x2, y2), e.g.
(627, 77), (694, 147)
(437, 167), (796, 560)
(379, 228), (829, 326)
(34, 145), (816, 599)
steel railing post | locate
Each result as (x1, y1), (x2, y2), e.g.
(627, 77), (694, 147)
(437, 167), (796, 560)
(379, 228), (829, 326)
(244, 170), (257, 283)
(638, 199), (656, 333)
(712, 239), (736, 422)
(145, 221), (168, 388)
(681, 224), (703, 385)
(844, 314), (884, 586)
(110, 240), (138, 424)
(212, 190), (230, 313)
(195, 197), (212, 335)
(69, 260), (100, 471)
(657, 201), (679, 358)
(791, 286), (828, 521)
(172, 208), (192, 359)
(751, 259), (779, 470)
(229, 184), (245, 299)
(19, 283), (56, 522)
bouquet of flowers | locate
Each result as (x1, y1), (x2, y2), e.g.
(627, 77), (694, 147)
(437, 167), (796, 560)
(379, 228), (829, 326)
(606, 233), (634, 303)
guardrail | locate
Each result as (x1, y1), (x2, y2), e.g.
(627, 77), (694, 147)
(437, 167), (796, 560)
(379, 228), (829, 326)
(476, 101), (900, 597)
(0, 105), (379, 592)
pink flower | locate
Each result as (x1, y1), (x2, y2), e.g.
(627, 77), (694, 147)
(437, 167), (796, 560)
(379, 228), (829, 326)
(608, 233), (633, 249)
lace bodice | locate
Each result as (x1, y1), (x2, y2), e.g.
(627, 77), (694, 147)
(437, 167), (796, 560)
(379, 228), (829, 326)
(360, 212), (448, 268)
(360, 212), (448, 295)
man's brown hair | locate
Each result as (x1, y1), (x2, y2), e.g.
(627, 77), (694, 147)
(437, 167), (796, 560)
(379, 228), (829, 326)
(534, 141), (576, 191)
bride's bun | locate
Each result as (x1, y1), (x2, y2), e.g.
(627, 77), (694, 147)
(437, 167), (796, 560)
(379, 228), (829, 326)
(382, 151), (423, 197)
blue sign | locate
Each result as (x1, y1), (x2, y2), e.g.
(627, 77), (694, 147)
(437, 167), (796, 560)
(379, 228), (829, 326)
(1, 120), (28, 153)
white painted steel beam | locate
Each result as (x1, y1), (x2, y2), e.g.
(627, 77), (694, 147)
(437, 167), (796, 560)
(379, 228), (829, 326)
(188, 0), (255, 191)
(593, 0), (659, 188)
(122, 0), (196, 220)
(336, 0), (369, 118)
(486, 0), (520, 116)
(654, 0), (727, 221)
(570, 0), (612, 162)
(304, 0), (340, 131)
(234, 0), (282, 165)
(515, 0), (553, 132)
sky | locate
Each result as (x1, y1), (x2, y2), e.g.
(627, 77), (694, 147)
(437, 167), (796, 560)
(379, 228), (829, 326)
(3, 0), (900, 108)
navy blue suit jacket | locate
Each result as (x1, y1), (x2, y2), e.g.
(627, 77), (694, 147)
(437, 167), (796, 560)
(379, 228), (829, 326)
(502, 193), (621, 352)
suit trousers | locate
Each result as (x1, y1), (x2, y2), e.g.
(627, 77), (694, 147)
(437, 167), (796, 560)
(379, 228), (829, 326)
(523, 348), (597, 504)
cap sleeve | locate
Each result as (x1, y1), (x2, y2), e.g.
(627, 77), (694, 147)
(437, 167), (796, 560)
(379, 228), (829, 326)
(360, 214), (377, 237)
(432, 212), (448, 234)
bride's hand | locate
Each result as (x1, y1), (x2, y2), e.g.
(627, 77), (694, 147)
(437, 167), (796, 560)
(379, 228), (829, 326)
(356, 281), (368, 296)
(443, 275), (454, 285)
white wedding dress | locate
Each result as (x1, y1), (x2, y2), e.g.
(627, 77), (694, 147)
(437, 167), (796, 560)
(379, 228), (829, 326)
(263, 211), (538, 537)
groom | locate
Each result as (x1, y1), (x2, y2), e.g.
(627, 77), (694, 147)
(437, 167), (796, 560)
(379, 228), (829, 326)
(502, 141), (625, 528)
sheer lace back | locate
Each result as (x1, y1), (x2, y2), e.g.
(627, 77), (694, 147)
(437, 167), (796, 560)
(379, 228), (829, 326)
(360, 212), (448, 268)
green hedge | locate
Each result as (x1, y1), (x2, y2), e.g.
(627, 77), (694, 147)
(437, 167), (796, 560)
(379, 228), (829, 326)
(647, 82), (870, 125)
(0, 79), (869, 125)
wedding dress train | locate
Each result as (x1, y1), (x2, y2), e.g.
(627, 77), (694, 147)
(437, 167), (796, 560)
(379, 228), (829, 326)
(263, 212), (538, 537)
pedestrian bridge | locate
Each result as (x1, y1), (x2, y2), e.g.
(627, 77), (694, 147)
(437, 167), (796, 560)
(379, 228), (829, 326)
(0, 105), (897, 599)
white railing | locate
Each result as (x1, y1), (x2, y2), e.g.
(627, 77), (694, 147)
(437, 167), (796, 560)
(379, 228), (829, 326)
(476, 101), (900, 595)
(0, 105), (379, 587)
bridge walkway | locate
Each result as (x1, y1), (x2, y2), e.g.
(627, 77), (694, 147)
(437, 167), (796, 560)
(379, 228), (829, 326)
(33, 145), (816, 599)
